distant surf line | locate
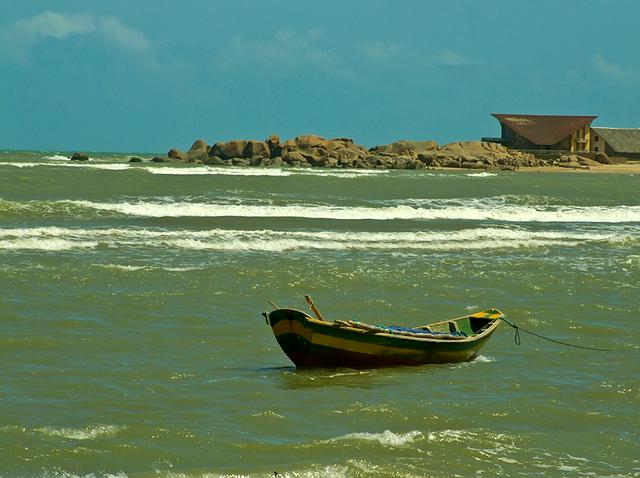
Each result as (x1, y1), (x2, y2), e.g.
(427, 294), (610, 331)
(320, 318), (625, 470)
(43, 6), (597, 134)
(0, 160), (391, 178)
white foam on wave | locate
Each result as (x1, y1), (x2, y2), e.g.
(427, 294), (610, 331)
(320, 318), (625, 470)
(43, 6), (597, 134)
(41, 471), (128, 478)
(145, 166), (293, 176)
(37, 424), (124, 440)
(330, 430), (423, 447)
(0, 237), (97, 250)
(95, 263), (147, 272)
(466, 172), (498, 177)
(0, 161), (130, 170)
(143, 165), (387, 178)
(427, 429), (473, 442)
(473, 354), (496, 363)
(273, 465), (349, 478)
(55, 198), (640, 223)
(293, 168), (390, 178)
(1, 226), (636, 252)
(42, 154), (70, 161)
(0, 161), (40, 168)
(0, 160), (387, 178)
(91, 263), (203, 272)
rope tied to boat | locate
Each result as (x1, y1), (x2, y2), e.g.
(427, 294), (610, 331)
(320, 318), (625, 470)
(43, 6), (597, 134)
(500, 316), (613, 352)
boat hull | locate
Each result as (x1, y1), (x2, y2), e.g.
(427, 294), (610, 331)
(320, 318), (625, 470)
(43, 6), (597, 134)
(267, 308), (500, 368)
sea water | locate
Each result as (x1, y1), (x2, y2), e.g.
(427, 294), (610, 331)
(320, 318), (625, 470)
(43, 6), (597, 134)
(1, 151), (638, 477)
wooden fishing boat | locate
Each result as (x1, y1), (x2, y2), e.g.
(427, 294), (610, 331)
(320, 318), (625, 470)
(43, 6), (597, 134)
(264, 297), (504, 368)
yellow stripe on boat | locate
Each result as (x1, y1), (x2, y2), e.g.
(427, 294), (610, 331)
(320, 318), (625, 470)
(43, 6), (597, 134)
(311, 330), (425, 359)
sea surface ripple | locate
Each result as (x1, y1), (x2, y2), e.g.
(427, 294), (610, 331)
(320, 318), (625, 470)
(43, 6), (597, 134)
(1, 151), (638, 477)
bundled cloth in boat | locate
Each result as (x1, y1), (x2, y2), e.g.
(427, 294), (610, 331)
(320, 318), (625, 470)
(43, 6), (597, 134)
(334, 320), (468, 338)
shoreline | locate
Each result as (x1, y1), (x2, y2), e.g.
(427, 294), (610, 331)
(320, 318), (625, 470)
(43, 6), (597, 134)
(516, 162), (640, 174)
(428, 162), (640, 174)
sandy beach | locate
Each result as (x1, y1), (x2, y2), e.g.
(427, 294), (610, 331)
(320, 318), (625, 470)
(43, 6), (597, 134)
(518, 161), (640, 174)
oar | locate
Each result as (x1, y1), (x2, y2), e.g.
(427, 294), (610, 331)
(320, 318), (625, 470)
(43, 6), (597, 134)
(304, 295), (326, 322)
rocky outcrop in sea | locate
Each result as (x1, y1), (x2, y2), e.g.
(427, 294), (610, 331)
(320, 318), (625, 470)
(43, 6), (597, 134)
(160, 135), (553, 170)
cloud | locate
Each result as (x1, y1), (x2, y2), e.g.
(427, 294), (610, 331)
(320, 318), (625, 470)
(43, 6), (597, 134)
(435, 49), (482, 67)
(593, 54), (640, 85)
(214, 29), (345, 77)
(357, 41), (402, 61)
(16, 11), (96, 40)
(96, 16), (149, 54)
(355, 43), (484, 70)
(0, 11), (150, 65)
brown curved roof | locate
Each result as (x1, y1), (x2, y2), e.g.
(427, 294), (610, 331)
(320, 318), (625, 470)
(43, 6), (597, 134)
(493, 114), (597, 146)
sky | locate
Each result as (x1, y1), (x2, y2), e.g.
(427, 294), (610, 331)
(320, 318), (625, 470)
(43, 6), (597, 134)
(1, 0), (639, 152)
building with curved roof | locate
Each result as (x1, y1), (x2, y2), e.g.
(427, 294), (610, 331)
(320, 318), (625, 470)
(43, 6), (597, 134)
(489, 114), (598, 152)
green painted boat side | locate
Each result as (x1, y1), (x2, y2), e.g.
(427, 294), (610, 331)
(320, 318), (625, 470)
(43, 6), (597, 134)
(265, 308), (503, 368)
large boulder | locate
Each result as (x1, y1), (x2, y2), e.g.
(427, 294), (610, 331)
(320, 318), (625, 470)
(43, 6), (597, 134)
(276, 134), (370, 168)
(336, 147), (365, 163)
(270, 157), (284, 167)
(367, 154), (392, 169)
(438, 141), (534, 169)
(243, 140), (270, 159)
(283, 150), (308, 164)
(190, 139), (208, 150)
(210, 140), (249, 160)
(70, 152), (90, 161)
(266, 134), (280, 150)
(294, 135), (327, 148)
(369, 141), (438, 156)
(441, 158), (462, 168)
(185, 139), (209, 162)
(417, 152), (440, 166)
(577, 157), (602, 167)
(168, 148), (186, 161)
(205, 156), (227, 166)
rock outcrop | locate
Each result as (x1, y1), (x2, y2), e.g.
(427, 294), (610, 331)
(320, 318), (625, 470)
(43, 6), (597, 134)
(185, 139), (209, 163)
(168, 148), (186, 161)
(209, 140), (249, 161)
(164, 135), (601, 171)
(70, 152), (89, 161)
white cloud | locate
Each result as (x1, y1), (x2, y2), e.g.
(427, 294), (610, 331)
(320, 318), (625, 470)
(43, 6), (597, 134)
(593, 54), (640, 85)
(17, 11), (96, 40)
(95, 16), (150, 54)
(0, 11), (150, 65)
(357, 41), (402, 61)
(215, 29), (345, 76)
(436, 49), (481, 67)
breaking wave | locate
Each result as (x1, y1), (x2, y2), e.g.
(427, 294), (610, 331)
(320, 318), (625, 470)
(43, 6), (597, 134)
(293, 169), (390, 178)
(145, 166), (293, 176)
(328, 430), (423, 446)
(37, 424), (124, 440)
(466, 172), (498, 177)
(41, 154), (71, 161)
(145, 166), (388, 177)
(1, 226), (635, 252)
(38, 199), (640, 223)
(2, 161), (388, 178)
(0, 161), (130, 170)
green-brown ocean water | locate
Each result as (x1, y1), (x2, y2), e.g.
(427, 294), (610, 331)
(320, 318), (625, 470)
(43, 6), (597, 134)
(1, 151), (639, 477)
